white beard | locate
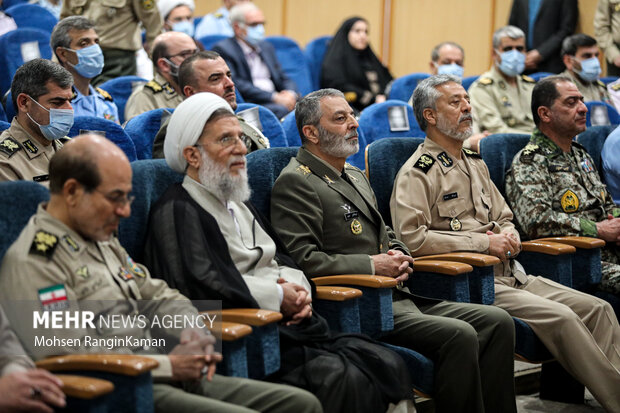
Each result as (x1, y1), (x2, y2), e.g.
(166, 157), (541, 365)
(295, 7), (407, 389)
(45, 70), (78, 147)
(197, 147), (251, 203)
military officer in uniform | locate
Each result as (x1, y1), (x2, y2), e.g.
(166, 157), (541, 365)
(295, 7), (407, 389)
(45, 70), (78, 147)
(152, 51), (268, 158)
(469, 26), (536, 134)
(194, 0), (246, 39)
(595, 0), (620, 77)
(51, 16), (120, 123)
(393, 74), (620, 413)
(271, 88), (517, 413)
(60, 0), (162, 85)
(125, 31), (197, 121)
(0, 59), (73, 187)
(0, 133), (323, 413)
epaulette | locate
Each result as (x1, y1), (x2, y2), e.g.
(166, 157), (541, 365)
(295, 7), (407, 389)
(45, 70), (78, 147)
(71, 87), (78, 100)
(611, 83), (620, 91)
(597, 79), (606, 88)
(521, 75), (536, 83)
(96, 87), (113, 101)
(214, 12), (223, 18)
(344, 91), (357, 102)
(30, 230), (59, 259)
(413, 154), (435, 174)
(519, 143), (541, 163)
(462, 147), (481, 158)
(295, 164), (311, 175)
(0, 137), (22, 158)
(344, 162), (360, 171)
(145, 80), (163, 93)
(478, 77), (493, 86)
(141, 0), (155, 10)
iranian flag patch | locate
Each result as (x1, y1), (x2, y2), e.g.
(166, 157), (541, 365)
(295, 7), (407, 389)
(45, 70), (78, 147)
(38, 284), (69, 311)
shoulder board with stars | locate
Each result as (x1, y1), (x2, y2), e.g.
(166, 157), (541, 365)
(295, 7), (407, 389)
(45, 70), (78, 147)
(462, 148), (481, 158)
(22, 139), (38, 154)
(296, 164), (311, 175)
(611, 83), (620, 91)
(0, 137), (22, 158)
(30, 230), (59, 259)
(478, 77), (493, 86)
(142, 0), (155, 10)
(521, 75), (535, 83)
(519, 143), (541, 163)
(597, 80), (606, 88)
(145, 80), (163, 93)
(96, 87), (113, 101)
(344, 91), (357, 102)
(413, 154), (435, 174)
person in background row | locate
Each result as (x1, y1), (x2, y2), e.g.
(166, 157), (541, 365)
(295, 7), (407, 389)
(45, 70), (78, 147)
(321, 16), (393, 112)
(194, 0), (250, 39)
(158, 0), (195, 38)
(29, 0), (62, 19)
(0, 0), (17, 37)
(595, 0), (620, 77)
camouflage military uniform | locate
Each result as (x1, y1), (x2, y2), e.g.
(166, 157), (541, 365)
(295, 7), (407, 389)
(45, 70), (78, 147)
(505, 129), (620, 294)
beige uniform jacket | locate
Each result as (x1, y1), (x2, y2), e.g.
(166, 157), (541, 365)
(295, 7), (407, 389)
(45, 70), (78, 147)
(125, 72), (183, 121)
(595, 0), (620, 63)
(0, 306), (34, 376)
(391, 138), (517, 277)
(469, 66), (536, 134)
(60, 0), (162, 51)
(561, 70), (613, 106)
(0, 205), (199, 378)
(0, 119), (63, 187)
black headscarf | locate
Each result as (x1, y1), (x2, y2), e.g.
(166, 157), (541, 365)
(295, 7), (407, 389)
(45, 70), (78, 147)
(320, 17), (393, 111)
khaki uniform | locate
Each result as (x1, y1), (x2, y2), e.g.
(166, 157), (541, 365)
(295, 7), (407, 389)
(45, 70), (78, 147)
(271, 147), (517, 413)
(469, 66), (536, 134)
(392, 137), (620, 413)
(125, 72), (183, 121)
(0, 119), (63, 187)
(0, 205), (323, 413)
(595, 0), (620, 74)
(561, 69), (613, 106)
(0, 306), (34, 376)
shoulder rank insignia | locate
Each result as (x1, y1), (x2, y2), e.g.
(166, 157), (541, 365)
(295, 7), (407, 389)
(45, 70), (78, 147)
(22, 139), (38, 154)
(521, 75), (535, 83)
(214, 12), (223, 18)
(478, 77), (493, 86)
(611, 83), (620, 91)
(344, 91), (357, 102)
(437, 151), (453, 167)
(0, 137), (22, 158)
(30, 230), (59, 259)
(96, 87), (113, 101)
(145, 80), (163, 93)
(560, 190), (579, 213)
(519, 143), (540, 163)
(62, 234), (80, 252)
(71, 89), (78, 100)
(163, 83), (175, 95)
(126, 256), (145, 278)
(142, 0), (155, 10)
(597, 80), (606, 88)
(296, 165), (311, 175)
(462, 147), (481, 158)
(413, 154), (435, 173)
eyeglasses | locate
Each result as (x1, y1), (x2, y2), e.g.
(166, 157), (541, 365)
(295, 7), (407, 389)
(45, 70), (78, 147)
(93, 189), (135, 207)
(196, 134), (252, 149)
(166, 48), (199, 60)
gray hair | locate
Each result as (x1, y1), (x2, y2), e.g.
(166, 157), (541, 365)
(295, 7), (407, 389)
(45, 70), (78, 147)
(296, 88), (345, 144)
(11, 58), (73, 109)
(492, 25), (525, 49)
(229, 2), (258, 25)
(411, 74), (461, 132)
(431, 41), (464, 62)
(51, 16), (95, 60)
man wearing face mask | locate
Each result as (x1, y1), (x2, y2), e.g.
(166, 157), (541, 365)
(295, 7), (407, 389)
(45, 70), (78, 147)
(158, 0), (195, 39)
(51, 16), (119, 124)
(0, 59), (73, 187)
(212, 2), (298, 119)
(560, 34), (614, 108)
(125, 31), (197, 121)
(469, 26), (536, 134)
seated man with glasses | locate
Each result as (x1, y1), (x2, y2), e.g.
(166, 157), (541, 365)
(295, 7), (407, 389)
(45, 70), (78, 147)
(469, 25), (536, 134)
(125, 31), (199, 121)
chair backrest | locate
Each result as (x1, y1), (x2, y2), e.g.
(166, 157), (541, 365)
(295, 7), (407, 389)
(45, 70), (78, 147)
(0, 102), (6, 122)
(585, 101), (620, 127)
(98, 76), (148, 125)
(387, 73), (431, 102)
(0, 181), (49, 260)
(69, 116), (137, 161)
(0, 120), (9, 131)
(462, 75), (479, 91)
(2, 90), (15, 120)
(265, 36), (313, 96)
(246, 147), (299, 218)
(5, 3), (57, 33)
(365, 137), (425, 227)
(600, 76), (618, 86)
(124, 108), (174, 160)
(529, 72), (554, 82)
(118, 159), (183, 262)
(0, 28), (52, 95)
(281, 110), (300, 147)
(358, 100), (424, 145)
(235, 102), (288, 147)
(304, 35), (331, 91)
(478, 133), (531, 196)
(197, 34), (228, 51)
(576, 125), (618, 172)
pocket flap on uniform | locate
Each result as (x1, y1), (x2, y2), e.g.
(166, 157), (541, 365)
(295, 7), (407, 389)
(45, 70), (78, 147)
(102, 0), (126, 8)
(437, 197), (467, 218)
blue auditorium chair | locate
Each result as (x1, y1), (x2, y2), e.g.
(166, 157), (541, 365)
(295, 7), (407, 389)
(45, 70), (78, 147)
(235, 102), (288, 147)
(0, 102), (6, 122)
(265, 36), (313, 96)
(358, 100), (424, 144)
(197, 34), (228, 51)
(98, 76), (147, 125)
(5, 3), (57, 33)
(2, 90), (15, 120)
(387, 73), (430, 102)
(1, 0), (27, 8)
(600, 76), (618, 85)
(124, 108), (174, 160)
(0, 28), (52, 95)
(0, 120), (9, 131)
(529, 72), (554, 81)
(281, 110), (300, 147)
(577, 125), (618, 173)
(585, 101), (620, 127)
(69, 116), (137, 161)
(462, 75), (479, 91)
(304, 35), (331, 91)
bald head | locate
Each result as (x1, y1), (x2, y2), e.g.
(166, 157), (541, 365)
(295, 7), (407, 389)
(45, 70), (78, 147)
(151, 31), (198, 82)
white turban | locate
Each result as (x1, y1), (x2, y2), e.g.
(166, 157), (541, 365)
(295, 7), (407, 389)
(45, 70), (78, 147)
(157, 0), (195, 20)
(164, 92), (234, 173)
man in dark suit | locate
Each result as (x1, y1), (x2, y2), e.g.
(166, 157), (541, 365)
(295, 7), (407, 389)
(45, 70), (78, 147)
(212, 2), (297, 119)
(508, 0), (578, 74)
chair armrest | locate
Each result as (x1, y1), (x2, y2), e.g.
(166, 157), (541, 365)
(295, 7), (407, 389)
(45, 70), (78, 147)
(213, 321), (253, 341)
(415, 253), (500, 267)
(313, 274), (397, 288)
(315, 286), (363, 301)
(521, 240), (576, 255)
(412, 259), (474, 275)
(56, 374), (115, 400)
(215, 309), (283, 326)
(537, 236), (605, 249)
(36, 354), (158, 376)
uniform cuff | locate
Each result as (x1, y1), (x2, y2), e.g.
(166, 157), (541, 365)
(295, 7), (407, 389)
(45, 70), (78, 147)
(579, 218), (599, 238)
(369, 256), (375, 275)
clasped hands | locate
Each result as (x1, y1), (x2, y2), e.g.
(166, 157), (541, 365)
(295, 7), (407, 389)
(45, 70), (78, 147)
(486, 230), (521, 261)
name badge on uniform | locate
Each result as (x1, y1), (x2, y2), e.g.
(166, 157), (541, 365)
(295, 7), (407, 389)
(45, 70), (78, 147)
(341, 204), (359, 221)
(443, 192), (458, 201)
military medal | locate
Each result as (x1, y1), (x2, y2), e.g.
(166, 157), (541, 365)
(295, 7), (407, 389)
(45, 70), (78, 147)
(351, 219), (362, 235)
(450, 217), (462, 231)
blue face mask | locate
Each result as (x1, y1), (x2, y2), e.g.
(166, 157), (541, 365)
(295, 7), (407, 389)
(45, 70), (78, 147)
(436, 63), (464, 78)
(575, 57), (601, 82)
(66, 44), (104, 79)
(497, 49), (525, 77)
(27, 96), (74, 141)
(245, 24), (265, 46)
(172, 20), (195, 38)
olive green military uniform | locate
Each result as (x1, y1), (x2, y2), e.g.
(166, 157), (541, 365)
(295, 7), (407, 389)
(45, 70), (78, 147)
(392, 137), (620, 413)
(561, 69), (613, 106)
(125, 72), (183, 122)
(271, 146), (517, 413)
(469, 66), (536, 134)
(506, 129), (620, 295)
(0, 119), (63, 187)
(61, 0), (162, 83)
(595, 0), (620, 76)
(0, 204), (322, 413)
(151, 115), (269, 159)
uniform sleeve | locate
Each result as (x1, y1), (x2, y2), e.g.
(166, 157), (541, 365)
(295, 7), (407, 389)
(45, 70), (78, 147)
(0, 306), (34, 376)
(0, 161), (22, 182)
(390, 166), (490, 256)
(271, 171), (374, 277)
(469, 84), (529, 134)
(125, 89), (156, 122)
(595, 0), (620, 63)
(131, 0), (162, 46)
